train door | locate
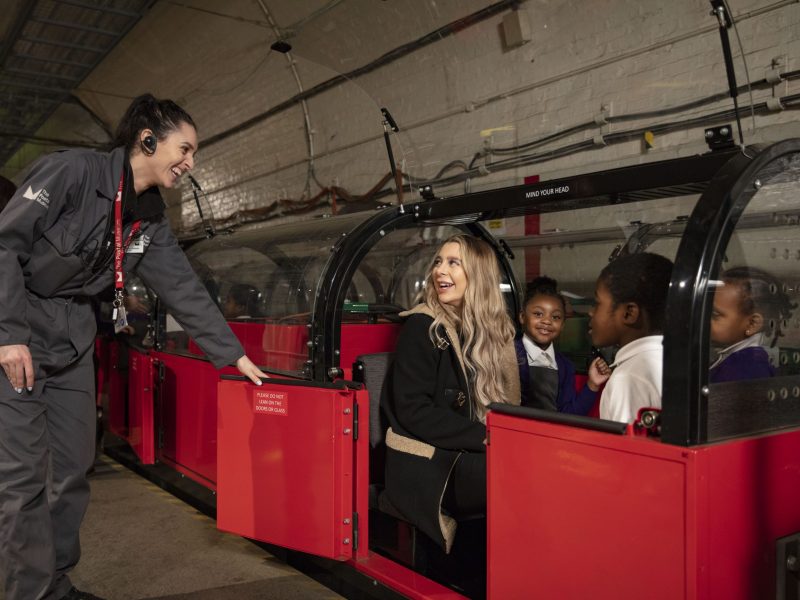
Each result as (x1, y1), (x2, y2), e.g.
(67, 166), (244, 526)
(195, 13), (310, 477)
(127, 350), (155, 464)
(106, 339), (127, 438)
(484, 140), (800, 599)
(151, 350), (225, 486)
(216, 377), (358, 561)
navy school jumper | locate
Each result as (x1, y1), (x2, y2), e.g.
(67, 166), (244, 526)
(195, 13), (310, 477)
(514, 336), (597, 415)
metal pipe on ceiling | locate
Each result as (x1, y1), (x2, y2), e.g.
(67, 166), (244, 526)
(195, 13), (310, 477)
(201, 0), (519, 148)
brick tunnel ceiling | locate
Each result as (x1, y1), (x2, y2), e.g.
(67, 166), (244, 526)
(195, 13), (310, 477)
(0, 0), (505, 175)
(0, 0), (154, 166)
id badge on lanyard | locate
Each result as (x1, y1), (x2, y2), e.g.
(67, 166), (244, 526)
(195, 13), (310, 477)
(111, 172), (142, 334)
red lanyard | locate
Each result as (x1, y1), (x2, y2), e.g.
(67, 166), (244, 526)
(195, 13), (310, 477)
(113, 172), (141, 293)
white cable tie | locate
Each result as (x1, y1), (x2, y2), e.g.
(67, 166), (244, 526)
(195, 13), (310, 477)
(764, 68), (783, 85)
(593, 134), (607, 147)
(765, 97), (784, 112)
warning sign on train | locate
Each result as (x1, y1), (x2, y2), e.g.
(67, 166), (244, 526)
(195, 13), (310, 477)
(253, 389), (289, 416)
(524, 184), (571, 199)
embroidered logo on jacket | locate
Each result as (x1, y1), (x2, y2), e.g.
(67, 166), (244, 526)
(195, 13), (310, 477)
(22, 185), (50, 208)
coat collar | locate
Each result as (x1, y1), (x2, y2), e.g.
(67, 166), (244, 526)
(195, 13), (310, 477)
(402, 303), (521, 413)
(400, 303), (469, 389)
(521, 334), (557, 368)
(609, 334), (663, 368)
(710, 332), (765, 370)
(97, 146), (126, 200)
(97, 147), (166, 221)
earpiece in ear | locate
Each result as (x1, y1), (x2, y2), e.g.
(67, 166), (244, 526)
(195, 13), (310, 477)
(141, 134), (157, 155)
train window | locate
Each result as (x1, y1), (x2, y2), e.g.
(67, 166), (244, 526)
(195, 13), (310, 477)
(356, 224), (464, 311)
(705, 151), (800, 441)
(188, 215), (370, 315)
(159, 213), (372, 371)
(502, 195), (699, 368)
(121, 275), (155, 348)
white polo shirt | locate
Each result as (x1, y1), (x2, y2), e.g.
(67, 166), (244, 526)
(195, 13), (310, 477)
(599, 335), (663, 424)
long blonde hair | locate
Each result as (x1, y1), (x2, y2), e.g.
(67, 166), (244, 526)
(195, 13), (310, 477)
(423, 235), (515, 415)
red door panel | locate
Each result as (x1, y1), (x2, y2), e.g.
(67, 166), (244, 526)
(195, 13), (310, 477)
(487, 413), (686, 600)
(94, 338), (110, 409)
(486, 411), (800, 599)
(217, 377), (356, 561)
(127, 350), (155, 464)
(107, 341), (127, 438)
(153, 352), (225, 487)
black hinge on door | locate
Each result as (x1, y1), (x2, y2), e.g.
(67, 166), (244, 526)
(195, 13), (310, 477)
(352, 511), (359, 552)
(352, 401), (359, 442)
(155, 360), (165, 449)
(777, 532), (800, 600)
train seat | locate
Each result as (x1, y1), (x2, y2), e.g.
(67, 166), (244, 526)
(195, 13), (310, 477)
(353, 352), (393, 508)
(355, 352), (487, 599)
(355, 351), (393, 449)
(354, 352), (418, 560)
(355, 352), (425, 559)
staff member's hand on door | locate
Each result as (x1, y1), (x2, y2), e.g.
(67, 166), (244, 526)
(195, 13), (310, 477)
(236, 355), (269, 385)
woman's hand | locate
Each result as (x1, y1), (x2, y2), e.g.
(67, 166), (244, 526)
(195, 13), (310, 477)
(0, 344), (35, 393)
(587, 356), (611, 392)
(235, 355), (269, 385)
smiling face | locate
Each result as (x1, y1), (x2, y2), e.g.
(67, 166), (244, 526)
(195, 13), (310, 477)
(520, 294), (564, 349)
(431, 241), (468, 309)
(588, 279), (627, 348)
(143, 121), (197, 189)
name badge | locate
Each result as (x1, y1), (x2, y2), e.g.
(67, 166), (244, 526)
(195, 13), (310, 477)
(128, 236), (145, 254)
(113, 305), (129, 334)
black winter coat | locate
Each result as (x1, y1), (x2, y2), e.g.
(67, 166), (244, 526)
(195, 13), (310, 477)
(381, 305), (520, 552)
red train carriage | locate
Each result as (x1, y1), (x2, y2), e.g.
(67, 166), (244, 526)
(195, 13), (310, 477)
(97, 139), (800, 599)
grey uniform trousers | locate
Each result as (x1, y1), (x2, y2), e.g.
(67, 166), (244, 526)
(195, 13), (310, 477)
(0, 349), (96, 600)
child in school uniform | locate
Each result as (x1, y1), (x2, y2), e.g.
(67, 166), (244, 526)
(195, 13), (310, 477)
(709, 266), (794, 383)
(588, 253), (673, 424)
(515, 276), (610, 414)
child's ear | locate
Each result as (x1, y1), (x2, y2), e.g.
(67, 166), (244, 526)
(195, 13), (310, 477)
(622, 302), (640, 326)
(518, 311), (525, 326)
(746, 312), (764, 336)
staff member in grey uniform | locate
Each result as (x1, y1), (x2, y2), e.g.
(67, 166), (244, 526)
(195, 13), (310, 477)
(0, 94), (267, 600)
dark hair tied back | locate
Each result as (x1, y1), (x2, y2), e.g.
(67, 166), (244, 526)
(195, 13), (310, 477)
(112, 93), (196, 153)
(599, 252), (673, 331)
(721, 266), (797, 346)
(523, 275), (566, 311)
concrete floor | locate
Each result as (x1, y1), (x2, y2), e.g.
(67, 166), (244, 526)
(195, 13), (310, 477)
(1, 457), (343, 600)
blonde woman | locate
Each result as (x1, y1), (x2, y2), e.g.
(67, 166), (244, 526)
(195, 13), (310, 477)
(381, 234), (520, 554)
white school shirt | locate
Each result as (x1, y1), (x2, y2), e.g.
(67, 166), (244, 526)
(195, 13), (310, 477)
(521, 334), (558, 370)
(599, 335), (663, 424)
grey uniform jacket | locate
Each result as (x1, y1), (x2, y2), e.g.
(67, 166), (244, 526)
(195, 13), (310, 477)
(0, 146), (243, 376)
